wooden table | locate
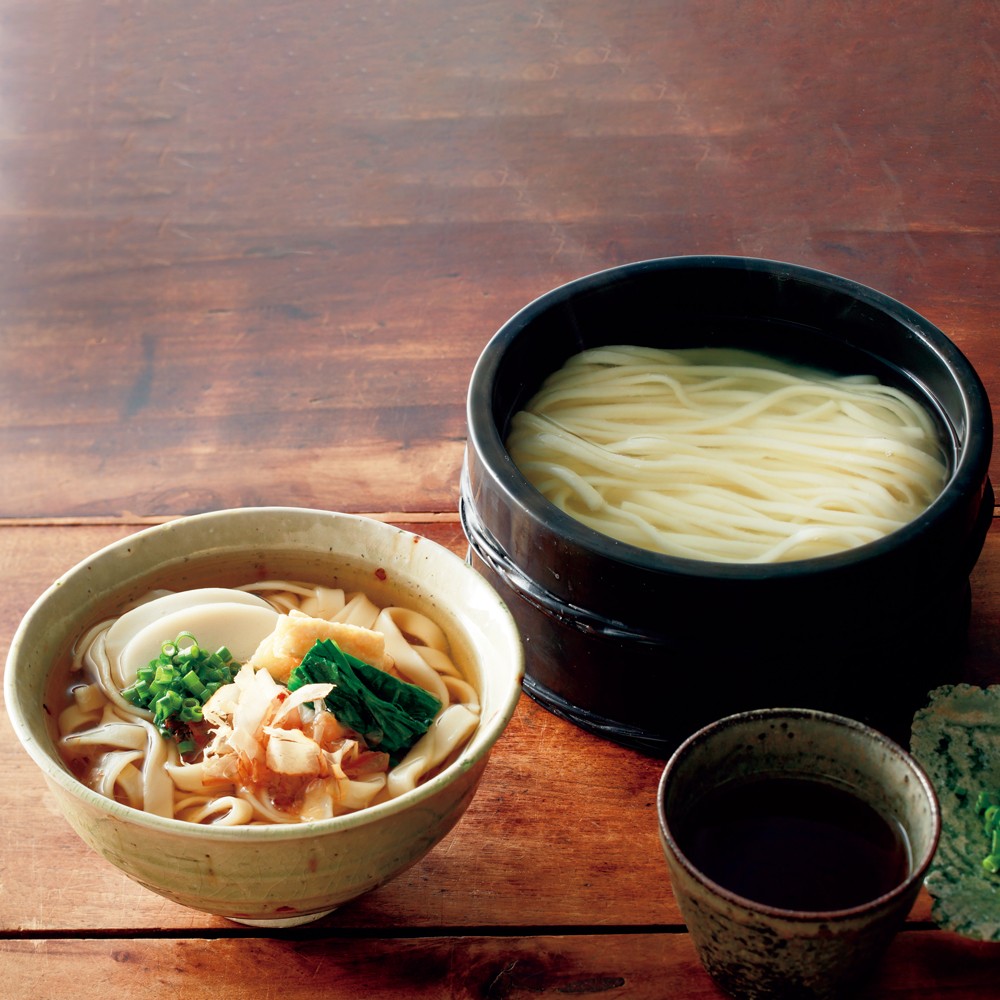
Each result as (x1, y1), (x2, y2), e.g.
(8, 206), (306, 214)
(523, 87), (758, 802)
(2, 2), (999, 996)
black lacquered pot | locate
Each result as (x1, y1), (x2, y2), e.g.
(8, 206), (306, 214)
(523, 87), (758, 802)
(461, 256), (993, 755)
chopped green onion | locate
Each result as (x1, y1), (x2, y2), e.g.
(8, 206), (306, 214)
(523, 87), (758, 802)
(120, 633), (240, 744)
(178, 697), (202, 723)
(182, 670), (207, 698)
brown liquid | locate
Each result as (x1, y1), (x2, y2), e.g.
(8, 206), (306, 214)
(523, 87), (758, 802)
(675, 775), (910, 911)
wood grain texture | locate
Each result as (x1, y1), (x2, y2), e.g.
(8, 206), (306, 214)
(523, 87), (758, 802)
(2, 2), (999, 994)
(1, 1), (998, 518)
(2, 931), (999, 1000)
(11, 519), (1000, 935)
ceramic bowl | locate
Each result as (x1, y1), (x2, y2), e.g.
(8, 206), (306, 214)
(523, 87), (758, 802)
(4, 507), (524, 926)
(657, 708), (941, 1000)
(462, 255), (993, 755)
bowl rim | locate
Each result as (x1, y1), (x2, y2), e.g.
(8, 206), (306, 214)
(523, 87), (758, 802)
(4, 505), (525, 842)
(655, 706), (943, 922)
(466, 254), (993, 581)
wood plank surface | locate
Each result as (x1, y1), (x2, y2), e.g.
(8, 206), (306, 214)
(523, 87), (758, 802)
(1, 1), (998, 519)
(9, 518), (1000, 935)
(2, 2), (1000, 996)
(2, 930), (999, 1000)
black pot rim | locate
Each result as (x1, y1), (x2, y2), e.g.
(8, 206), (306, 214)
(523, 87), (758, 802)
(466, 254), (993, 582)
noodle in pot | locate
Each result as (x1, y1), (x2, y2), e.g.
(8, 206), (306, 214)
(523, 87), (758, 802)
(506, 346), (948, 563)
(54, 581), (480, 825)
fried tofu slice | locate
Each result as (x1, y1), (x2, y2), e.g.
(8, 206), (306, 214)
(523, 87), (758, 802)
(246, 611), (393, 682)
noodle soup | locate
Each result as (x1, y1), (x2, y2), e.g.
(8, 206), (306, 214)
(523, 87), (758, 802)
(7, 508), (523, 923)
(507, 346), (948, 564)
(52, 578), (481, 826)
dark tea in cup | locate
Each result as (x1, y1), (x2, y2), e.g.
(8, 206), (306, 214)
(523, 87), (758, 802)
(674, 773), (911, 911)
(657, 709), (940, 1000)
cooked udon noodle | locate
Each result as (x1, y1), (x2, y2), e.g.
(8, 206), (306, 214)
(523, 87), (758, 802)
(55, 581), (480, 825)
(507, 345), (948, 563)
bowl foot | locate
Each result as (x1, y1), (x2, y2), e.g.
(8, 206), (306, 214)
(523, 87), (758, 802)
(227, 908), (336, 928)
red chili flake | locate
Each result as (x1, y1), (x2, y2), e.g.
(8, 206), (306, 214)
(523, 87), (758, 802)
(375, 567), (387, 581)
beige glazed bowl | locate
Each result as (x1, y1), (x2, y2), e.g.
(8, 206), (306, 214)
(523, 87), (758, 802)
(4, 507), (524, 927)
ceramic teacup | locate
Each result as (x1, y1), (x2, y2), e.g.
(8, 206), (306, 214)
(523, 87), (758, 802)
(657, 708), (940, 999)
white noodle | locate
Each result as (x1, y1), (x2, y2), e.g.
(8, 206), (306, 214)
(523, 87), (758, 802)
(507, 346), (947, 563)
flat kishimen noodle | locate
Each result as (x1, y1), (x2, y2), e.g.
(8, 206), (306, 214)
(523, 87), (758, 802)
(506, 346), (948, 563)
(54, 581), (480, 825)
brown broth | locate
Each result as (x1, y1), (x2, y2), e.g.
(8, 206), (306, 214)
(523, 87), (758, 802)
(674, 775), (910, 911)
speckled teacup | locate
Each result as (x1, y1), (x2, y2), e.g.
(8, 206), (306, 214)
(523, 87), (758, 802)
(657, 708), (940, 1000)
